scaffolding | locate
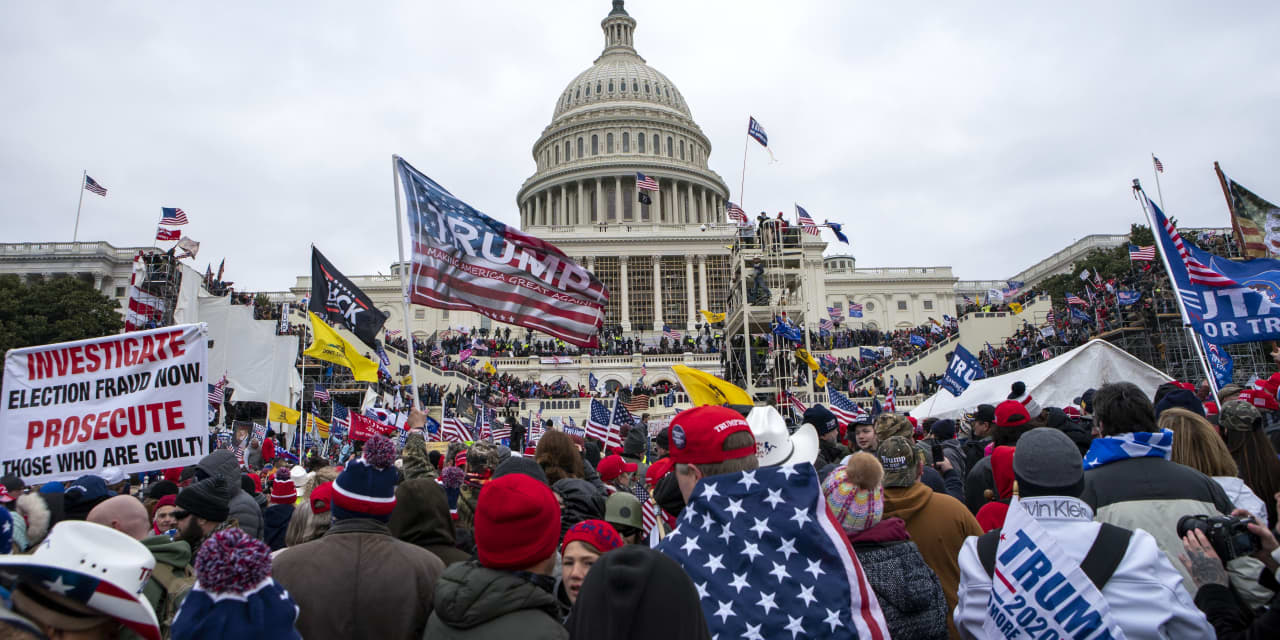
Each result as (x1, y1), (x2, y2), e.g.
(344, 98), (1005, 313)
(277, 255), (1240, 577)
(133, 249), (183, 328)
(723, 221), (820, 404)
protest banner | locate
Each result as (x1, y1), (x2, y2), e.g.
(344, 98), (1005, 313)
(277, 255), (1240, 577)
(349, 412), (397, 442)
(2, 324), (208, 483)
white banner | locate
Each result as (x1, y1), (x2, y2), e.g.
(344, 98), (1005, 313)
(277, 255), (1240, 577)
(2, 324), (209, 483)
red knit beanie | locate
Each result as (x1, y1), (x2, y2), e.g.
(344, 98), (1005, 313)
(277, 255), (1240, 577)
(560, 519), (624, 555)
(474, 474), (561, 571)
(269, 468), (297, 505)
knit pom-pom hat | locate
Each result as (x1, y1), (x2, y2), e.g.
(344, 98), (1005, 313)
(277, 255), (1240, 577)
(331, 435), (398, 521)
(170, 527), (301, 640)
(822, 452), (885, 534)
(269, 468), (297, 505)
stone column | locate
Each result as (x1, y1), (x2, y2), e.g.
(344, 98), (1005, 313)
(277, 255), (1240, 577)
(655, 177), (664, 222)
(652, 256), (664, 330)
(559, 184), (567, 226)
(614, 176), (622, 222)
(595, 177), (604, 223)
(619, 256), (631, 332)
(93, 273), (104, 292)
(533, 193), (542, 226)
(697, 255), (709, 313)
(701, 188), (709, 225)
(689, 182), (697, 224)
(684, 255), (696, 330)
(577, 181), (585, 226)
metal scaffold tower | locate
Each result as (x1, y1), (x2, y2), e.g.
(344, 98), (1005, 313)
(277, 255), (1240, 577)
(723, 221), (820, 404)
(135, 249), (183, 327)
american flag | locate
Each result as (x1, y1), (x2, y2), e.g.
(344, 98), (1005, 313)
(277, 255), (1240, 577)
(827, 305), (842, 320)
(441, 416), (473, 442)
(1065, 293), (1088, 307)
(431, 345), (443, 358)
(1045, 309), (1056, 325)
(386, 329), (402, 338)
(847, 302), (864, 318)
(641, 498), (658, 535)
(475, 409), (490, 441)
(491, 413), (512, 441)
(1129, 244), (1155, 261)
(159, 207), (188, 226)
(207, 374), (227, 406)
(83, 175), (107, 196)
(827, 389), (867, 427)
(622, 394), (649, 415)
(1149, 197), (1237, 286)
(608, 399), (634, 448)
(397, 158), (608, 348)
(788, 391), (807, 417)
(636, 172), (660, 191)
(313, 384), (330, 403)
(819, 318), (835, 331)
(884, 387), (896, 413)
(155, 227), (180, 242)
(663, 325), (682, 340)
(332, 404), (350, 432)
(1153, 156), (1164, 173)
(586, 398), (612, 444)
(727, 202), (748, 225)
(656, 465), (889, 640)
(796, 204), (820, 236)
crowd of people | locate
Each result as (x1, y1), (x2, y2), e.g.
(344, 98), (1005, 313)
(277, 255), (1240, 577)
(6, 370), (1280, 638)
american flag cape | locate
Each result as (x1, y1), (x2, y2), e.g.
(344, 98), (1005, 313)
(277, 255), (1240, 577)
(884, 387), (896, 413)
(396, 157), (608, 347)
(656, 465), (889, 639)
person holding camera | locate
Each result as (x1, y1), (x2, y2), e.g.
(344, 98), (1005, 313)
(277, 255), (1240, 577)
(956, 428), (1212, 638)
(1079, 382), (1237, 598)
(1180, 496), (1280, 638)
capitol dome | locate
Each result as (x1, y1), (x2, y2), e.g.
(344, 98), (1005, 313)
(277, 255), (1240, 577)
(516, 0), (729, 232)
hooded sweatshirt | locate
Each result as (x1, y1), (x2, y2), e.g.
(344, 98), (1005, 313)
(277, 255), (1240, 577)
(263, 504), (294, 552)
(565, 545), (712, 640)
(389, 478), (472, 566)
(974, 446), (1015, 532)
(424, 561), (567, 640)
(195, 450), (264, 539)
(882, 481), (982, 638)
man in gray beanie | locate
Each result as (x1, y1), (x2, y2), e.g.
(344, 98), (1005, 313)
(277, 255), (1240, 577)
(954, 428), (1211, 638)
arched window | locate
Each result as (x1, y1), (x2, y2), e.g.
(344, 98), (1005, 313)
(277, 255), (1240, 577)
(667, 136), (674, 157)
(578, 137), (584, 158)
(637, 132), (645, 153)
(575, 87), (580, 100)
(620, 79), (626, 92)
(679, 139), (685, 160)
(622, 132), (629, 152)
(591, 135), (599, 155)
(585, 84), (590, 97)
(633, 79), (638, 92)
(644, 81), (650, 94)
(554, 146), (560, 164)
(608, 80), (614, 92)
(596, 82), (602, 94)
(606, 133), (614, 153)
(564, 140), (571, 161)
(653, 134), (659, 154)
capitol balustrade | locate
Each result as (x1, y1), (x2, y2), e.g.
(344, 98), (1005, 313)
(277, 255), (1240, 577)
(513, 390), (925, 421)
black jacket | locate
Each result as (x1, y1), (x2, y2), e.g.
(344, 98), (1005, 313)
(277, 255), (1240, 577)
(424, 561), (567, 640)
(390, 478), (473, 566)
(565, 545), (711, 640)
(262, 503), (293, 551)
(552, 479), (605, 540)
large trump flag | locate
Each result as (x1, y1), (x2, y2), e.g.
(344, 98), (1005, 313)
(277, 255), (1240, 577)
(395, 157), (608, 348)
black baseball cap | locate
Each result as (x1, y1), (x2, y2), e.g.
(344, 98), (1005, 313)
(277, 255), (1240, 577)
(971, 404), (996, 423)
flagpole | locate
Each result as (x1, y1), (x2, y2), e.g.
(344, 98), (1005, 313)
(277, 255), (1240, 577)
(1213, 162), (1245, 257)
(298, 319), (308, 463)
(73, 170), (86, 242)
(1133, 180), (1219, 405)
(1151, 154), (1166, 212)
(738, 122), (750, 211)
(391, 154), (421, 412)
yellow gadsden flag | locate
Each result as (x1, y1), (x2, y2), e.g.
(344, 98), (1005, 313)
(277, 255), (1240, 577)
(268, 401), (301, 424)
(1009, 302), (1024, 315)
(699, 309), (726, 324)
(304, 312), (379, 383)
(672, 365), (753, 408)
(482, 361), (497, 375)
(815, 373), (829, 389)
(795, 348), (820, 371)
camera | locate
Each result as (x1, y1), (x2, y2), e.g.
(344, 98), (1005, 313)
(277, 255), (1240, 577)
(1177, 514), (1260, 562)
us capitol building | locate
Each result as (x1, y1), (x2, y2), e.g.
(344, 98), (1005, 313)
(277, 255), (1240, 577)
(3, 2), (1125, 374)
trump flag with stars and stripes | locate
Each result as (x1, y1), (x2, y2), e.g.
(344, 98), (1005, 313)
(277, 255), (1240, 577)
(396, 157), (608, 348)
(656, 464), (889, 640)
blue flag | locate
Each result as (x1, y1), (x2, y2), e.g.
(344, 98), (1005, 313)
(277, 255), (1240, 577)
(1070, 307), (1093, 323)
(940, 344), (985, 396)
(771, 317), (804, 343)
(908, 334), (927, 348)
(425, 416), (440, 435)
(1117, 290), (1141, 306)
(1205, 340), (1234, 390)
(859, 347), (881, 361)
(588, 372), (598, 391)
(664, 390), (676, 408)
(1147, 196), (1280, 345)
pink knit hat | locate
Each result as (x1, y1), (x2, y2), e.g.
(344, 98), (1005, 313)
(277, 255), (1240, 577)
(822, 452), (884, 534)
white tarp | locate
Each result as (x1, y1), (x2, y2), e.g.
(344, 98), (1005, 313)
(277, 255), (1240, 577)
(171, 264), (203, 326)
(910, 339), (1173, 421)
(199, 296), (301, 407)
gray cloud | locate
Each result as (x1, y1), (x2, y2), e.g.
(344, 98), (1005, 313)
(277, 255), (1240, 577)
(2, 1), (1277, 291)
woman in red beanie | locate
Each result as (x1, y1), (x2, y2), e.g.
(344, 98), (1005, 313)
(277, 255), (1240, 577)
(556, 519), (624, 616)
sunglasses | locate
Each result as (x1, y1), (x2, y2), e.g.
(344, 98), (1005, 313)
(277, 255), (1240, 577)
(171, 510), (191, 520)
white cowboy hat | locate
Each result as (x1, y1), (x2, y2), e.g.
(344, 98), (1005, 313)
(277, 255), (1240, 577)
(0, 520), (160, 640)
(747, 406), (819, 467)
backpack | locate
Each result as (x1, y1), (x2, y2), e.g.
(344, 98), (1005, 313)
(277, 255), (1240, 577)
(151, 562), (197, 638)
(976, 523), (1132, 590)
(961, 438), (987, 475)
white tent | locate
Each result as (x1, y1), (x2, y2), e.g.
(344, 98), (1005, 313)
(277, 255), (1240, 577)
(910, 339), (1173, 421)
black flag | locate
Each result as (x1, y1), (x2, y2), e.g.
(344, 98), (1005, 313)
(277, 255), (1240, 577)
(638, 192), (652, 205)
(309, 247), (388, 349)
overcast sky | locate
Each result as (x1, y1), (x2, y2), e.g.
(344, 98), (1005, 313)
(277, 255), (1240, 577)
(3, 1), (1277, 291)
